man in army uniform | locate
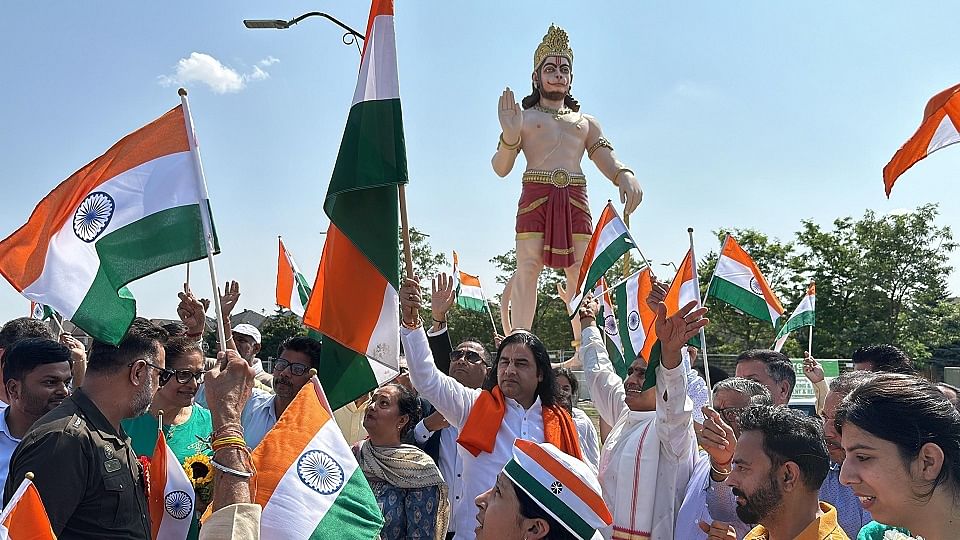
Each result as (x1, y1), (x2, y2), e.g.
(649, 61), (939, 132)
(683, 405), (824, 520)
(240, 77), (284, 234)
(4, 318), (168, 539)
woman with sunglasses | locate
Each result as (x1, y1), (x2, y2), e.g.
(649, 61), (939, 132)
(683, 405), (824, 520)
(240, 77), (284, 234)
(122, 335), (213, 540)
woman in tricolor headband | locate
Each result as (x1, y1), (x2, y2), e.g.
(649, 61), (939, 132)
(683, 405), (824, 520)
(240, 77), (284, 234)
(474, 440), (611, 540)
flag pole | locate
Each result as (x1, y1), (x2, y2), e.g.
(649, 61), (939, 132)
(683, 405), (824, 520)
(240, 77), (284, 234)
(596, 268), (644, 299)
(178, 88), (227, 352)
(186, 262), (191, 289)
(52, 312), (65, 336)
(808, 281), (815, 355)
(398, 185), (415, 279)
(689, 227), (713, 407)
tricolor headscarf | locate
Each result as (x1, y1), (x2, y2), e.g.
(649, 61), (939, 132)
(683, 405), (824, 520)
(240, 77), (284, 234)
(503, 440), (612, 540)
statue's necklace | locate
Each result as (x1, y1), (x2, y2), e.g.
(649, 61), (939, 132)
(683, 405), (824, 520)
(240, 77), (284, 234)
(534, 104), (572, 121)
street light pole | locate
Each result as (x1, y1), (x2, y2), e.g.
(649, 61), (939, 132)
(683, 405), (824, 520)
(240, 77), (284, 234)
(243, 12), (365, 51)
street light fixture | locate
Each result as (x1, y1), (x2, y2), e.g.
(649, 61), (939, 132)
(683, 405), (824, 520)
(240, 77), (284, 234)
(661, 261), (678, 272)
(243, 12), (365, 50)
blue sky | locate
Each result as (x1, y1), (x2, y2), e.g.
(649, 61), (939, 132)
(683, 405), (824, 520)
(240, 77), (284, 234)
(2, 1), (960, 327)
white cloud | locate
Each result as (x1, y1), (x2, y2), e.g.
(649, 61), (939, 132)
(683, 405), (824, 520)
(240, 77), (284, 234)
(158, 52), (280, 94)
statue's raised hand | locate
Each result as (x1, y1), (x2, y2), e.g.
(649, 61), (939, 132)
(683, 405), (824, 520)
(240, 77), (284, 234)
(498, 87), (522, 144)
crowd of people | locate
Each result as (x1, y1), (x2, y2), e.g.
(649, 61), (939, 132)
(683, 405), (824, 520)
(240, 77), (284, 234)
(0, 271), (958, 540)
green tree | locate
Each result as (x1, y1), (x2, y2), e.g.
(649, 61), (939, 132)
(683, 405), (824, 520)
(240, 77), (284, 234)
(259, 308), (308, 360)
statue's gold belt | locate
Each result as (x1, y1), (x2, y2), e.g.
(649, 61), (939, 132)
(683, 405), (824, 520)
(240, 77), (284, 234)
(521, 168), (586, 188)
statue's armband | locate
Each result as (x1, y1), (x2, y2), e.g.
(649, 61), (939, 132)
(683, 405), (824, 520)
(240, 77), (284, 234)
(587, 137), (614, 160)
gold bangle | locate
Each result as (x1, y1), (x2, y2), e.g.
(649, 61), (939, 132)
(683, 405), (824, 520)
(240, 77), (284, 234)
(587, 137), (613, 159)
(710, 461), (732, 477)
(401, 318), (423, 330)
(613, 167), (634, 187)
(498, 133), (521, 151)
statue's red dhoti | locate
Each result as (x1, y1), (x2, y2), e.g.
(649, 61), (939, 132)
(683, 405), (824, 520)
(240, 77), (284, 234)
(515, 170), (592, 269)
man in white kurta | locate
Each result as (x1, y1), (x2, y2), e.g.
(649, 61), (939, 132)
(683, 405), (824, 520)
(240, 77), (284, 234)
(402, 326), (547, 540)
(580, 300), (699, 539)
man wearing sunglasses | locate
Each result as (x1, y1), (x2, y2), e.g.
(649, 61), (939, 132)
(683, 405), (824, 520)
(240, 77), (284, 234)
(5, 318), (168, 539)
(676, 377), (771, 539)
(240, 336), (321, 449)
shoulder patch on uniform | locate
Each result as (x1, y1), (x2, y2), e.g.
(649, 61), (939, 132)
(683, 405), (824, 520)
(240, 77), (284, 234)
(64, 414), (84, 435)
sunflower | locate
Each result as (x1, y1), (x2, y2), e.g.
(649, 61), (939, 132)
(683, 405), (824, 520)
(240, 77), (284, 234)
(183, 453), (214, 487)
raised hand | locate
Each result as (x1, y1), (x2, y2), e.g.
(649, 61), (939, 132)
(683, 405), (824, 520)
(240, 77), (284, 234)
(578, 293), (599, 327)
(177, 283), (209, 336)
(206, 349), (255, 425)
(698, 520), (737, 540)
(802, 351), (824, 384)
(498, 87), (523, 144)
(400, 277), (423, 327)
(431, 273), (456, 323)
(219, 280), (241, 318)
(699, 406), (736, 470)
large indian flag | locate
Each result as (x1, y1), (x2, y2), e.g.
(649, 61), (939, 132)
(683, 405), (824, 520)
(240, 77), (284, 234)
(254, 376), (383, 539)
(773, 282), (816, 352)
(568, 202), (636, 314)
(613, 267), (657, 364)
(303, 0), (404, 410)
(706, 235), (784, 327)
(0, 104), (217, 344)
(277, 237), (312, 317)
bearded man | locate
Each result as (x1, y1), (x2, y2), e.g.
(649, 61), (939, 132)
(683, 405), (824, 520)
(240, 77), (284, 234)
(493, 25), (643, 340)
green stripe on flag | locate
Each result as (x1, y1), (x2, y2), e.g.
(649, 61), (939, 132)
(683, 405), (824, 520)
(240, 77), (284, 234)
(325, 99), (406, 288)
(707, 277), (774, 323)
(614, 281), (638, 364)
(504, 460), (594, 540)
(598, 304), (627, 380)
(311, 467), (384, 539)
(456, 296), (486, 312)
(581, 236), (633, 304)
(318, 337), (380, 411)
(775, 309), (816, 339)
(294, 272), (312, 309)
(73, 204), (209, 344)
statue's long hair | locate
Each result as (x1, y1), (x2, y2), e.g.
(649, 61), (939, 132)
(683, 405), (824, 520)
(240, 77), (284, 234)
(522, 69), (580, 111)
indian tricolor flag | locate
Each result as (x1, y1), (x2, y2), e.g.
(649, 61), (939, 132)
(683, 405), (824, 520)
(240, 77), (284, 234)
(773, 282), (816, 352)
(0, 474), (55, 539)
(277, 238), (312, 317)
(613, 267), (657, 364)
(568, 202), (636, 314)
(0, 104), (217, 345)
(453, 251), (486, 312)
(149, 430), (194, 540)
(665, 247), (703, 347)
(596, 279), (628, 379)
(254, 376), (383, 539)
(884, 83), (960, 196)
(304, 0), (404, 411)
(706, 235), (784, 327)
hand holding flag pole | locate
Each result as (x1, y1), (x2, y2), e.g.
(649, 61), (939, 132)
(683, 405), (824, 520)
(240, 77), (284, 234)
(688, 227), (714, 407)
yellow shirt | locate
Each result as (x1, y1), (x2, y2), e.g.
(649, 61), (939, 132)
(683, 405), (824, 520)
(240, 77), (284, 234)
(744, 502), (850, 540)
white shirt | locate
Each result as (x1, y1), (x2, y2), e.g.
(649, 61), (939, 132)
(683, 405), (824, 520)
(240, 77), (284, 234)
(402, 327), (546, 540)
(414, 419), (465, 534)
(572, 406), (600, 471)
(0, 404), (21, 491)
(676, 450), (715, 540)
(582, 326), (697, 540)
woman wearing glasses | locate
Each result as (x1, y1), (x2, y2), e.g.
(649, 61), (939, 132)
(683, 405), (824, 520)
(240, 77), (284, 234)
(122, 335), (213, 540)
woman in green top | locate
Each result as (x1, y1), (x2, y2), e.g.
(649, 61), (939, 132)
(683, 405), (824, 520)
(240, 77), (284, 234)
(122, 335), (213, 540)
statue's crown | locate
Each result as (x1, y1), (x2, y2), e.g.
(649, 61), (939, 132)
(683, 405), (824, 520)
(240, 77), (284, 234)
(533, 24), (574, 70)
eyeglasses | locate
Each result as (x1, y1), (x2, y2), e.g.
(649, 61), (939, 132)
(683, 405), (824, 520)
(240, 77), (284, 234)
(716, 406), (744, 424)
(169, 369), (204, 385)
(129, 361), (176, 387)
(450, 349), (484, 365)
(274, 358), (310, 376)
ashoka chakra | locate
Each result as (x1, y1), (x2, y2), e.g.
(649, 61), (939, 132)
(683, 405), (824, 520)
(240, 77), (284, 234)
(749, 277), (764, 296)
(627, 310), (641, 331)
(164, 490), (193, 520)
(297, 449), (345, 495)
(73, 191), (115, 242)
(603, 314), (618, 336)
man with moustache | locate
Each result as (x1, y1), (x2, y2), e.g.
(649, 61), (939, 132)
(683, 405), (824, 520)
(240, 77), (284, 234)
(5, 318), (168, 539)
(0, 338), (73, 489)
(726, 406), (846, 539)
(239, 335), (320, 449)
(819, 371), (877, 538)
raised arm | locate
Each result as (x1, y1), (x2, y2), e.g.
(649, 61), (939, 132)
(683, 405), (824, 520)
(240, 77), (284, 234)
(578, 296), (629, 425)
(427, 273), (456, 374)
(491, 87), (523, 177)
(584, 115), (642, 215)
(400, 278), (478, 429)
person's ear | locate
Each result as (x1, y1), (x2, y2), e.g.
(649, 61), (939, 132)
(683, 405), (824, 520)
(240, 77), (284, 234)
(130, 359), (147, 386)
(781, 461), (802, 492)
(6, 379), (20, 402)
(522, 517), (551, 540)
(916, 442), (946, 483)
(252, 343), (262, 356)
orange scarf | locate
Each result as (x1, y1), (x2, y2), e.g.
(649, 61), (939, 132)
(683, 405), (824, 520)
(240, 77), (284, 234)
(457, 386), (584, 460)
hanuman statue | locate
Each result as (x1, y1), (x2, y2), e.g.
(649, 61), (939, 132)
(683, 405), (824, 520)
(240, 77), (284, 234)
(493, 24), (642, 342)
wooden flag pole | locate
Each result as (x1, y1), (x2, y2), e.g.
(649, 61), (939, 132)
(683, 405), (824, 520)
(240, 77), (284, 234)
(179, 88), (227, 353)
(689, 227), (714, 407)
(398, 185), (415, 279)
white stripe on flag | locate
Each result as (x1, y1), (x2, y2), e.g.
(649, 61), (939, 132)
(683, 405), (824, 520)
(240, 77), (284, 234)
(352, 15), (400, 106)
